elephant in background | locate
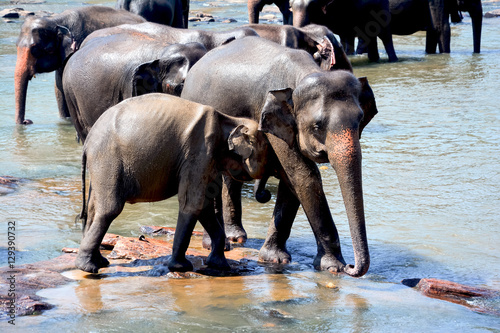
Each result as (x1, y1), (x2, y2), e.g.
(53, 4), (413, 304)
(116, 0), (188, 28)
(63, 29), (207, 141)
(77, 93), (275, 273)
(246, 23), (353, 71)
(182, 37), (377, 277)
(290, 0), (398, 62)
(14, 6), (145, 125)
(85, 22), (259, 51)
(388, 0), (482, 54)
(247, 0), (293, 24)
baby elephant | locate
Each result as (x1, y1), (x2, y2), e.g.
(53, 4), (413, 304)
(76, 93), (275, 274)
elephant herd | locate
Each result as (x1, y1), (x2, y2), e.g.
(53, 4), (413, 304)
(13, 0), (481, 276)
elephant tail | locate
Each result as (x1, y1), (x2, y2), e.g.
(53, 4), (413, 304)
(76, 149), (88, 232)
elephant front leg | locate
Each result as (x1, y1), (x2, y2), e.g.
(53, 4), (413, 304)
(55, 68), (71, 119)
(263, 135), (346, 272)
(221, 174), (247, 244)
(258, 178), (298, 264)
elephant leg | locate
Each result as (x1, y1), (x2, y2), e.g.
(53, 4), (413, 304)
(379, 28), (398, 62)
(198, 201), (230, 270)
(168, 211), (198, 272)
(425, 29), (439, 54)
(75, 193), (123, 273)
(222, 174), (246, 243)
(55, 68), (70, 119)
(247, 1), (264, 24)
(258, 177), (299, 264)
(276, 1), (293, 25)
(366, 38), (380, 62)
(260, 135), (346, 272)
(341, 34), (356, 55)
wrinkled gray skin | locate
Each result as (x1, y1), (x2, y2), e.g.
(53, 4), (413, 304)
(85, 21), (259, 51)
(14, 6), (145, 125)
(182, 37), (377, 277)
(387, 0), (482, 53)
(63, 28), (207, 141)
(247, 0), (292, 24)
(116, 0), (187, 28)
(290, 0), (398, 62)
(76, 93), (279, 273)
(246, 23), (353, 71)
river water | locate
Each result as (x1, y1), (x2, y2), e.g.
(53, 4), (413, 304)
(0, 0), (499, 331)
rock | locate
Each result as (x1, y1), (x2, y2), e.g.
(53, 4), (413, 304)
(0, 10), (19, 19)
(140, 225), (203, 237)
(260, 14), (277, 21)
(485, 9), (500, 18)
(0, 176), (22, 195)
(222, 18), (237, 23)
(108, 236), (174, 260)
(0, 253), (76, 319)
(188, 17), (201, 22)
(402, 278), (500, 315)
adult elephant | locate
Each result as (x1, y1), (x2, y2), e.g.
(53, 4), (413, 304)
(63, 35), (206, 141)
(14, 6), (145, 125)
(247, 0), (293, 24)
(290, 0), (398, 62)
(246, 23), (353, 71)
(116, 0), (187, 28)
(181, 36), (376, 277)
(388, 0), (482, 54)
(63, 22), (257, 140)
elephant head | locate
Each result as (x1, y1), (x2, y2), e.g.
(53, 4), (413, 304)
(15, 16), (76, 124)
(227, 122), (270, 181)
(290, 0), (330, 28)
(133, 42), (207, 96)
(258, 71), (371, 277)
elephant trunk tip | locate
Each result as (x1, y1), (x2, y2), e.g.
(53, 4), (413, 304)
(343, 259), (370, 278)
(255, 188), (271, 203)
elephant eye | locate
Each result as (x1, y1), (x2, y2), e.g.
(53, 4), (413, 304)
(312, 122), (322, 132)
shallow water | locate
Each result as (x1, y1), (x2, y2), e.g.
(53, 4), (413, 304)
(0, 0), (499, 331)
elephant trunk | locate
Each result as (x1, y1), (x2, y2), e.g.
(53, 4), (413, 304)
(14, 46), (36, 125)
(254, 174), (272, 203)
(469, 2), (482, 53)
(327, 128), (369, 277)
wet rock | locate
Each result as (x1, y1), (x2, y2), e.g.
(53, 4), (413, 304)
(0, 176), (22, 195)
(485, 9), (500, 18)
(0, 9), (20, 19)
(260, 14), (277, 21)
(0, 253), (76, 319)
(402, 278), (500, 315)
(108, 235), (174, 260)
(140, 225), (203, 237)
(222, 18), (237, 23)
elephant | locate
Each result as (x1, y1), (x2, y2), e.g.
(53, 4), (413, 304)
(14, 6), (145, 125)
(63, 28), (208, 141)
(290, 0), (399, 62)
(387, 0), (482, 54)
(246, 23), (353, 71)
(83, 22), (259, 52)
(116, 0), (188, 28)
(76, 93), (279, 273)
(247, 0), (293, 24)
(181, 36), (378, 277)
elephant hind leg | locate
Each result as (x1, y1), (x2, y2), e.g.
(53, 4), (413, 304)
(198, 202), (230, 270)
(76, 190), (125, 273)
(222, 174), (246, 244)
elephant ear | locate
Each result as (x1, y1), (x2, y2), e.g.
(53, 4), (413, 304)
(258, 88), (297, 148)
(228, 124), (253, 159)
(57, 25), (76, 62)
(133, 59), (163, 96)
(133, 56), (189, 96)
(313, 36), (336, 71)
(357, 77), (378, 138)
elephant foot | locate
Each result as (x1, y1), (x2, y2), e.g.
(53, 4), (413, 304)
(225, 223), (247, 244)
(75, 251), (109, 273)
(206, 252), (231, 271)
(258, 243), (291, 264)
(168, 256), (194, 272)
(202, 231), (231, 251)
(313, 253), (346, 273)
